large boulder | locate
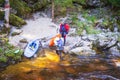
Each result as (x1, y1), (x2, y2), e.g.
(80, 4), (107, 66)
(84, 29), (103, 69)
(10, 0), (32, 18)
(9, 14), (26, 28)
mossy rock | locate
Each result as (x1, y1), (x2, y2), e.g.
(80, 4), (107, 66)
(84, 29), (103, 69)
(11, 32), (21, 36)
(10, 0), (32, 18)
(19, 38), (27, 43)
(9, 14), (26, 28)
(0, 27), (11, 34)
(55, 6), (67, 17)
(32, 0), (48, 11)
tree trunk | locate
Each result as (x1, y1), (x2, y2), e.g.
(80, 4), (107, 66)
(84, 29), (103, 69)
(4, 0), (10, 28)
(52, 0), (54, 22)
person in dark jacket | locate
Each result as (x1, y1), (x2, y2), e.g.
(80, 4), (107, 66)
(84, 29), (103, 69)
(59, 23), (70, 46)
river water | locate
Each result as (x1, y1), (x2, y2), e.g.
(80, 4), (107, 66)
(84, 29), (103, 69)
(0, 50), (120, 80)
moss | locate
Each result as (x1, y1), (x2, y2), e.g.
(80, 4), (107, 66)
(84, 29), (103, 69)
(0, 26), (11, 34)
(33, 0), (48, 11)
(33, 2), (43, 11)
(13, 56), (21, 60)
(108, 0), (120, 7)
(0, 11), (4, 20)
(0, 48), (3, 53)
(73, 0), (86, 6)
(0, 0), (4, 3)
(85, 26), (101, 34)
(0, 56), (7, 62)
(5, 50), (16, 58)
(76, 21), (84, 35)
(5, 49), (23, 59)
(0, 0), (4, 6)
(0, 40), (23, 63)
(55, 6), (67, 17)
(11, 32), (21, 36)
(9, 14), (26, 28)
(19, 38), (27, 43)
(10, 0), (32, 18)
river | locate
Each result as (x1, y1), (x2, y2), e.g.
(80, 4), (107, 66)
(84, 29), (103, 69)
(0, 50), (120, 80)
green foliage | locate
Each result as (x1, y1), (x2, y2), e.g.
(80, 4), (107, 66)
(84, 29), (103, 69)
(73, 0), (86, 5)
(0, 11), (4, 20)
(0, 0), (4, 6)
(5, 50), (16, 57)
(87, 16), (97, 23)
(9, 14), (26, 28)
(85, 26), (101, 34)
(55, 0), (73, 8)
(108, 0), (120, 7)
(70, 11), (101, 35)
(71, 13), (78, 24)
(1, 38), (9, 43)
(33, 0), (48, 11)
(82, 12), (97, 23)
(10, 0), (31, 17)
(53, 0), (75, 16)
(0, 48), (3, 56)
(0, 0), (4, 3)
(0, 38), (23, 62)
(5, 49), (23, 57)
(76, 21), (84, 34)
(0, 56), (7, 62)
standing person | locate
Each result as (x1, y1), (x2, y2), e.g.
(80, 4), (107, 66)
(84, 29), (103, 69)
(59, 23), (70, 46)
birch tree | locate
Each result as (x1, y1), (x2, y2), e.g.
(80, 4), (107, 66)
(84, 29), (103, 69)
(4, 0), (10, 28)
(52, 0), (54, 21)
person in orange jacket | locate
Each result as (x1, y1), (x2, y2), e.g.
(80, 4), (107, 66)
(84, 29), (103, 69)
(49, 34), (64, 60)
(59, 23), (70, 46)
(49, 34), (62, 47)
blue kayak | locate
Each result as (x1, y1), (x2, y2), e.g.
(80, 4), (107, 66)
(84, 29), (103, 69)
(24, 39), (41, 58)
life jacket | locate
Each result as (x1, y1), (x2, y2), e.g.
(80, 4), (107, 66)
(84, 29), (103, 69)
(57, 39), (63, 47)
(61, 24), (66, 32)
(49, 34), (62, 47)
(54, 37), (64, 50)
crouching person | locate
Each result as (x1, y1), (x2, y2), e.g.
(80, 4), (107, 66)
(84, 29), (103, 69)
(54, 37), (64, 60)
(49, 34), (64, 60)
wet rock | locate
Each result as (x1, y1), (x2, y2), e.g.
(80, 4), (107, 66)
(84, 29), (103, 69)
(10, 27), (23, 36)
(19, 38), (28, 43)
(69, 47), (96, 56)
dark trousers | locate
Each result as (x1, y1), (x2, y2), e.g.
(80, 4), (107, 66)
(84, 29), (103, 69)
(56, 50), (63, 60)
(61, 36), (66, 46)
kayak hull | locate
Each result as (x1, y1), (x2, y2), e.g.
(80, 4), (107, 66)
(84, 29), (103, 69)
(24, 39), (40, 58)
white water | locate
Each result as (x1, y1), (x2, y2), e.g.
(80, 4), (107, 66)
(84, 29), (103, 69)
(9, 12), (59, 48)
